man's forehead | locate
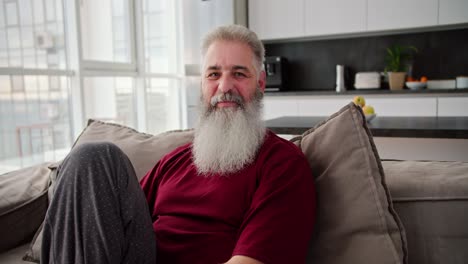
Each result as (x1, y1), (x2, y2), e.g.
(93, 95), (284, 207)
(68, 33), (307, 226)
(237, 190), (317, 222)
(203, 40), (255, 70)
(206, 64), (251, 71)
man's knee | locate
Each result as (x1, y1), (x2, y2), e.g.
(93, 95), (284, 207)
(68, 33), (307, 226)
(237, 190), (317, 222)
(70, 142), (123, 158)
(58, 142), (127, 178)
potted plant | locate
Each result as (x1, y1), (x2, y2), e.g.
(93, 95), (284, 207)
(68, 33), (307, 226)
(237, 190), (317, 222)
(384, 44), (418, 90)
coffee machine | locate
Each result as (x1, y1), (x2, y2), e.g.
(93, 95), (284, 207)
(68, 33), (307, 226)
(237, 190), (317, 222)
(264, 56), (287, 92)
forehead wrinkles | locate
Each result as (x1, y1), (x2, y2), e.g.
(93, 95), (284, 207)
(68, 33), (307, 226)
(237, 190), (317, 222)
(203, 41), (257, 73)
(206, 64), (251, 72)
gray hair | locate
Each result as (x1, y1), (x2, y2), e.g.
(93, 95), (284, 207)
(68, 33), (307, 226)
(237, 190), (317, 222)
(201, 24), (265, 75)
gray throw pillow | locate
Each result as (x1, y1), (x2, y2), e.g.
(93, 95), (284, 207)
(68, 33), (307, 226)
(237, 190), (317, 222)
(293, 102), (408, 264)
(0, 163), (51, 253)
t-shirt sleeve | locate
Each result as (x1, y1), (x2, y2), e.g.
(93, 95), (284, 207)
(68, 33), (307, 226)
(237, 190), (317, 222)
(233, 147), (316, 264)
(140, 158), (164, 219)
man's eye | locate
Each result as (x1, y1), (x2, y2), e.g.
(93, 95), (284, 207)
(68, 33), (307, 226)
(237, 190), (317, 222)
(234, 72), (247, 78)
(207, 72), (220, 79)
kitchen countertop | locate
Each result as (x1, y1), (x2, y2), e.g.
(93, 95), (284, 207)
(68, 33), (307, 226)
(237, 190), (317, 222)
(265, 89), (468, 97)
(265, 116), (468, 139)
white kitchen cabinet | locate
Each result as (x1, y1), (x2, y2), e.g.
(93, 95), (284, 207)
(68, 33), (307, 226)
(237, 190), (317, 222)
(263, 96), (300, 120)
(298, 97), (437, 116)
(366, 97), (437, 116)
(297, 97), (351, 116)
(367, 0), (438, 31)
(265, 95), (438, 119)
(439, 0), (468, 25)
(437, 97), (468, 116)
(304, 0), (366, 36)
(248, 0), (304, 40)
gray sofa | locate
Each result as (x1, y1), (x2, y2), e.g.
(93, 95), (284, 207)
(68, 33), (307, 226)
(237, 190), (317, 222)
(1, 104), (467, 263)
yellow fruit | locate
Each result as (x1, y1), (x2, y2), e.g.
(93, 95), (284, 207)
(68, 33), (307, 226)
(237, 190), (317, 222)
(362, 105), (375, 115)
(353, 96), (366, 107)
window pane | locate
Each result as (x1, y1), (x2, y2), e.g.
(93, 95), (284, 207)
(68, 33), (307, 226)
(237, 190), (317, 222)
(0, 76), (11, 93)
(18, 0), (34, 25)
(21, 26), (35, 48)
(83, 77), (135, 127)
(5, 1), (19, 26)
(80, 0), (132, 63)
(143, 0), (179, 74)
(2, 0), (67, 69)
(0, 75), (72, 174)
(7, 27), (21, 49)
(0, 2), (5, 27)
(33, 0), (45, 24)
(145, 78), (181, 134)
(45, 0), (56, 21)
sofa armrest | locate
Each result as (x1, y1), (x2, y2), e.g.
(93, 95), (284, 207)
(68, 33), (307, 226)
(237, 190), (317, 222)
(0, 163), (52, 252)
(383, 160), (468, 264)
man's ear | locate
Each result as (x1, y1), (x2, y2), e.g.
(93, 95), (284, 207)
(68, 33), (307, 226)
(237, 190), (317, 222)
(258, 70), (266, 92)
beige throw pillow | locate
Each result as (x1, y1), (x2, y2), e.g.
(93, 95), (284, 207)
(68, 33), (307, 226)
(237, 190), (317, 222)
(23, 119), (194, 262)
(292, 102), (408, 264)
(71, 119), (195, 180)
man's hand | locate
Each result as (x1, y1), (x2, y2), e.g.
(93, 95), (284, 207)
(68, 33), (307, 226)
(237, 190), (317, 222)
(224, 255), (264, 264)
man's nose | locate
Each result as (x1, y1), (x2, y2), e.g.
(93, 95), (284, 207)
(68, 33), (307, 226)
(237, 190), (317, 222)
(218, 75), (234, 93)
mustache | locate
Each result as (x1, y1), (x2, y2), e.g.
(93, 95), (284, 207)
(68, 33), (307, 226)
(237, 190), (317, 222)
(210, 92), (245, 108)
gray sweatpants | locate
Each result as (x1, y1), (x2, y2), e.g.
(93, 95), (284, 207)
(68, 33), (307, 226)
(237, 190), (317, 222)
(41, 142), (156, 263)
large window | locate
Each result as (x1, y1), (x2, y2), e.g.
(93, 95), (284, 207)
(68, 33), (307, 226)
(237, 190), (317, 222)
(0, 0), (72, 173)
(0, 0), (184, 173)
(79, 0), (183, 134)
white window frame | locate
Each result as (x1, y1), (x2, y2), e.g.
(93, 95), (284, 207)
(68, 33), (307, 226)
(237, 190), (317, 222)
(77, 0), (138, 72)
(74, 0), (185, 134)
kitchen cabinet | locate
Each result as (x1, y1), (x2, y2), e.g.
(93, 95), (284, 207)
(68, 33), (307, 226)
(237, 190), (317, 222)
(249, 0), (468, 41)
(437, 97), (468, 116)
(264, 95), (441, 120)
(298, 97), (436, 116)
(367, 0), (438, 31)
(297, 97), (351, 116)
(248, 0), (304, 40)
(439, 0), (468, 25)
(264, 96), (300, 119)
(304, 0), (366, 36)
(365, 97), (437, 116)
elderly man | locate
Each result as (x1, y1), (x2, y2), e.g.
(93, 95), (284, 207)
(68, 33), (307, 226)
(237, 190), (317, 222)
(41, 25), (316, 264)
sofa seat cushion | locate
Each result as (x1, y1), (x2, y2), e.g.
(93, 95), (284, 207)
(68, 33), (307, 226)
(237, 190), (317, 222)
(383, 160), (468, 264)
(0, 243), (30, 264)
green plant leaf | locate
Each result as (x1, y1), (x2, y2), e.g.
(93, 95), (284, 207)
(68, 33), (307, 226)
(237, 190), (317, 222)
(384, 44), (418, 72)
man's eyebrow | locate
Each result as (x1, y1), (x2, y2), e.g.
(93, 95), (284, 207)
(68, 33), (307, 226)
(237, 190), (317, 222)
(206, 65), (221, 71)
(232, 65), (250, 72)
(206, 65), (251, 72)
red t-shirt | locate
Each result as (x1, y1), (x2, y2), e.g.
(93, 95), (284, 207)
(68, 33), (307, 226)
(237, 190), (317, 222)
(140, 130), (316, 264)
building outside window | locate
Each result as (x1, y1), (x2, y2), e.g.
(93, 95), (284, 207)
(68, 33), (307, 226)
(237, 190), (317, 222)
(0, 0), (184, 174)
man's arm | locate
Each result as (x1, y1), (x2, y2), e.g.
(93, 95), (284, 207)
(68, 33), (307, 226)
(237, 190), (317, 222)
(225, 255), (263, 264)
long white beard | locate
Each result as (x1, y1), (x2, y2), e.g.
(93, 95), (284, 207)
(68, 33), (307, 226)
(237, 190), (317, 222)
(192, 89), (266, 175)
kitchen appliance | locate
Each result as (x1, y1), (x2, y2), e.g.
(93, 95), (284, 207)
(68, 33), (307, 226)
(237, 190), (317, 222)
(264, 56), (287, 91)
(456, 76), (468, 89)
(354, 72), (381, 89)
(336, 65), (346, 92)
(427, 79), (456, 89)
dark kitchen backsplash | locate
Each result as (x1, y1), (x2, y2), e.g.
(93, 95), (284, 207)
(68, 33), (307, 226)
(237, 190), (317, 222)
(264, 28), (468, 91)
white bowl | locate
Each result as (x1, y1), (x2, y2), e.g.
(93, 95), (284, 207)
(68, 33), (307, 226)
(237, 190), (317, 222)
(365, 113), (376, 122)
(406, 81), (426, 90)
